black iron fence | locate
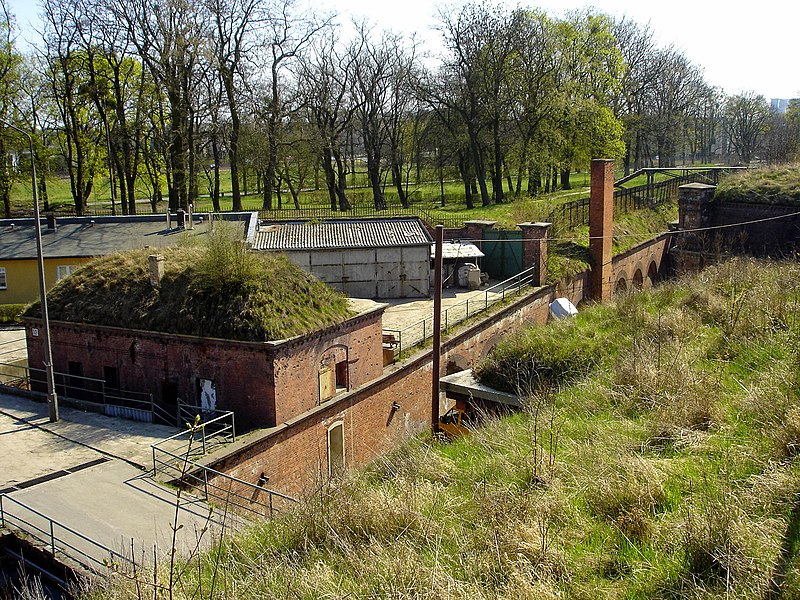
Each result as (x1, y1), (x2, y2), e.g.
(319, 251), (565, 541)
(549, 168), (730, 229)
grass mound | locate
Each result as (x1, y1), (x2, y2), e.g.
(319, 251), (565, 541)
(24, 233), (353, 341)
(716, 164), (800, 205)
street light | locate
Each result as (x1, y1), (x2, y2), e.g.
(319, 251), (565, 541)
(1, 118), (59, 422)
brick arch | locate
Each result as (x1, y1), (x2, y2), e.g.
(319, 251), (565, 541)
(632, 263), (644, 289)
(615, 276), (628, 294)
(444, 353), (470, 375)
(479, 333), (506, 360)
(647, 261), (658, 287)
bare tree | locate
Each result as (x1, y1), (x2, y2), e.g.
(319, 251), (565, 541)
(113, 0), (206, 210)
(206, 0), (264, 211)
(298, 30), (358, 211)
(260, 0), (328, 210)
(42, 0), (102, 215)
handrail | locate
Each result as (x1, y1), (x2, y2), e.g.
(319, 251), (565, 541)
(383, 265), (539, 355)
(0, 362), (161, 424)
(151, 445), (297, 519)
(152, 405), (235, 456)
(0, 494), (133, 573)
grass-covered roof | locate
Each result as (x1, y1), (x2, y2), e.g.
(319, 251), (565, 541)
(716, 164), (800, 205)
(24, 232), (354, 342)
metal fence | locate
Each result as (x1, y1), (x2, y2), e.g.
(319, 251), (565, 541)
(550, 168), (728, 229)
(150, 446), (297, 519)
(153, 404), (236, 460)
(258, 203), (466, 229)
(0, 494), (134, 574)
(383, 266), (539, 355)
(0, 361), (171, 424)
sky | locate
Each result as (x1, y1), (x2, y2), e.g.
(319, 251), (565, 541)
(9, 0), (800, 100)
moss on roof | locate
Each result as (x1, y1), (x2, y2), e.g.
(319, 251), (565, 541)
(24, 239), (354, 342)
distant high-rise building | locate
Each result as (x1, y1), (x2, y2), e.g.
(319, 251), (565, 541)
(771, 98), (790, 113)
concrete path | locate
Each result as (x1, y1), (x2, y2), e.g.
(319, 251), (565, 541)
(0, 327), (26, 365)
(381, 280), (531, 350)
(0, 392), (236, 573)
(4, 461), (232, 570)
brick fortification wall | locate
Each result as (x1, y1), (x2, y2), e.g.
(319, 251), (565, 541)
(206, 272), (592, 497)
(709, 201), (800, 256)
(25, 308), (384, 430)
(204, 233), (675, 500)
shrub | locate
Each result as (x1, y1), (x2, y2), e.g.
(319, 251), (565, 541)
(0, 304), (25, 324)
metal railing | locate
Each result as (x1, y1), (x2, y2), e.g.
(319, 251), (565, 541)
(550, 168), (732, 229)
(150, 446), (297, 519)
(153, 404), (236, 459)
(0, 494), (133, 574)
(0, 361), (171, 424)
(383, 266), (539, 355)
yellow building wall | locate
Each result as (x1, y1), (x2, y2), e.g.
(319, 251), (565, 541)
(0, 257), (95, 305)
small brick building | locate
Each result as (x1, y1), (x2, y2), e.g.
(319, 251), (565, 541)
(25, 299), (385, 431)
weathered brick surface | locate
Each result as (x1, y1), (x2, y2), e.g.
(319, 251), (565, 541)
(611, 235), (673, 291)
(25, 308), (384, 430)
(589, 159), (615, 301)
(204, 271), (591, 498)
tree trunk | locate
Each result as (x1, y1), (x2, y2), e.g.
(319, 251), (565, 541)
(322, 146), (337, 211)
(560, 168), (571, 190)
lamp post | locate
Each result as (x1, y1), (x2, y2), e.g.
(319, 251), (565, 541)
(1, 118), (59, 422)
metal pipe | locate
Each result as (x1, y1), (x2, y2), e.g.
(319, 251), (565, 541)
(431, 225), (443, 435)
(0, 119), (59, 421)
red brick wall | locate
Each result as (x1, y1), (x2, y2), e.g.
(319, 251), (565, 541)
(611, 235), (673, 291)
(205, 235), (673, 500)
(24, 308), (384, 430)
(205, 271), (590, 498)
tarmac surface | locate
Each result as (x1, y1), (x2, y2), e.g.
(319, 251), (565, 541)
(0, 391), (234, 571)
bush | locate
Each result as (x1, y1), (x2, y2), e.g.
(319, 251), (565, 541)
(0, 304), (25, 324)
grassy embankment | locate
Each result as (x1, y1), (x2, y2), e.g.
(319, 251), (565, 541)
(716, 165), (800, 205)
(89, 257), (800, 599)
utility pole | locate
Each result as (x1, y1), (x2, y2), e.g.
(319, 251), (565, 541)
(1, 118), (59, 422)
(431, 225), (443, 435)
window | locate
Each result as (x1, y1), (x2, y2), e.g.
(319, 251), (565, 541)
(0, 267), (5, 289)
(57, 265), (77, 281)
(327, 422), (344, 477)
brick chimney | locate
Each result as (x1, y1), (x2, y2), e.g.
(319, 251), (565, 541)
(589, 159), (614, 301)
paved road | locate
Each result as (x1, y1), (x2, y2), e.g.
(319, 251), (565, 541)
(0, 392), (236, 572)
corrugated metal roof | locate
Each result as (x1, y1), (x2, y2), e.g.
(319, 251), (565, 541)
(253, 218), (433, 251)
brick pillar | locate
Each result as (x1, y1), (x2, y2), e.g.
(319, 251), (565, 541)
(518, 222), (550, 286)
(462, 220), (496, 241)
(675, 182), (717, 274)
(589, 159), (614, 301)
(678, 183), (716, 250)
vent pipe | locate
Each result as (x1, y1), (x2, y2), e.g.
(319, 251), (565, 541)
(165, 208), (171, 229)
(187, 204), (194, 230)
